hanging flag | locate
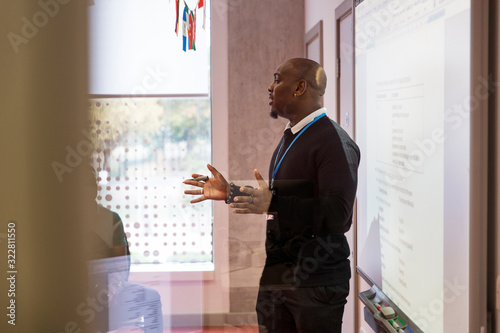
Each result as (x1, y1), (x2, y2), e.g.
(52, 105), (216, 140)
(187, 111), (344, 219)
(198, 0), (206, 30)
(191, 8), (196, 50)
(187, 6), (192, 50)
(175, 0), (180, 36)
(182, 2), (188, 51)
(181, 1), (197, 51)
(187, 8), (194, 51)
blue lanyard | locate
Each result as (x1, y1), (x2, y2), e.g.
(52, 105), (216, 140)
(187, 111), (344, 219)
(271, 113), (326, 187)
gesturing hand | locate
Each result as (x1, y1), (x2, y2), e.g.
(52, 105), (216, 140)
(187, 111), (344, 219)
(230, 169), (272, 215)
(183, 164), (229, 204)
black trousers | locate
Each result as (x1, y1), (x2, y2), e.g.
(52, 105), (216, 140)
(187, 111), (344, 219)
(256, 282), (349, 333)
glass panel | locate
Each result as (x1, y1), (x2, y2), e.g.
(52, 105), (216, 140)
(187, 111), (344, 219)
(89, 97), (213, 270)
(88, 0), (211, 95)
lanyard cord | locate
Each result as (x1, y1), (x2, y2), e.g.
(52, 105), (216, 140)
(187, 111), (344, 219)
(271, 113), (326, 186)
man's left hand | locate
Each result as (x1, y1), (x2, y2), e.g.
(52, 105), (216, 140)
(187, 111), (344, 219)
(230, 169), (272, 214)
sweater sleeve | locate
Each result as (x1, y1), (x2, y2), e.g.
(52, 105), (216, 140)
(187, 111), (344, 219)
(315, 134), (360, 234)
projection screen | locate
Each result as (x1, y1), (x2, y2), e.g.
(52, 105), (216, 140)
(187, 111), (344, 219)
(354, 0), (488, 331)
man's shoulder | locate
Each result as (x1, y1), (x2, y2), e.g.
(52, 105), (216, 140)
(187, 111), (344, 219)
(315, 117), (360, 158)
(314, 117), (355, 141)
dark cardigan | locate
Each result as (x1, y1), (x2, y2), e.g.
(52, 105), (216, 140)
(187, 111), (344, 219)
(261, 115), (360, 287)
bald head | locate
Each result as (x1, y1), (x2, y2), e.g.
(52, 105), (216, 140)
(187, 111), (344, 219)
(268, 58), (328, 123)
(286, 58), (327, 97)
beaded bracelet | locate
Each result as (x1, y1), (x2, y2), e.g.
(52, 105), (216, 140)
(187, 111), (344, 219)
(225, 182), (252, 204)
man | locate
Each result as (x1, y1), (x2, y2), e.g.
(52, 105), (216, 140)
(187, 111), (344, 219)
(184, 58), (360, 332)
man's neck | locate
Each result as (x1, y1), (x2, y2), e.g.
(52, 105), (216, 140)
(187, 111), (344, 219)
(288, 104), (323, 127)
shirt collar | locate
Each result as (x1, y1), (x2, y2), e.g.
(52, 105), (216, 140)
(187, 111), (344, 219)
(285, 107), (327, 135)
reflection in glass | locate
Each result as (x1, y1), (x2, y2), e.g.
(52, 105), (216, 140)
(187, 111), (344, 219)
(89, 98), (213, 270)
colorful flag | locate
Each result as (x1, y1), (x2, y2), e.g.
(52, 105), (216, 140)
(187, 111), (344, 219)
(175, 0), (180, 36)
(182, 2), (188, 51)
(198, 0), (206, 30)
(181, 1), (197, 51)
(190, 8), (196, 50)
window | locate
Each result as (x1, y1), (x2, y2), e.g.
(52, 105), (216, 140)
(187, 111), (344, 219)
(88, 0), (212, 272)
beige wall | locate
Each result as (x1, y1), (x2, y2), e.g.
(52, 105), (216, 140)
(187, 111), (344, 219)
(226, 0), (305, 314)
(305, 0), (346, 123)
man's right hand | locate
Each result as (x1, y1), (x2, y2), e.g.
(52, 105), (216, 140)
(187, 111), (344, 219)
(183, 164), (229, 204)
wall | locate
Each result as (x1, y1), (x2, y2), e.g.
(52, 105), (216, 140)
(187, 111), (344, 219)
(488, 0), (500, 331)
(226, 0), (305, 316)
(305, 0), (346, 123)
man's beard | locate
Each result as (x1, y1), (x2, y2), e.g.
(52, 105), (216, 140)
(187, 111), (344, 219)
(269, 110), (278, 119)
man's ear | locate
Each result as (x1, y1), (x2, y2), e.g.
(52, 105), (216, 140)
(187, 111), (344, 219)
(295, 79), (307, 97)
